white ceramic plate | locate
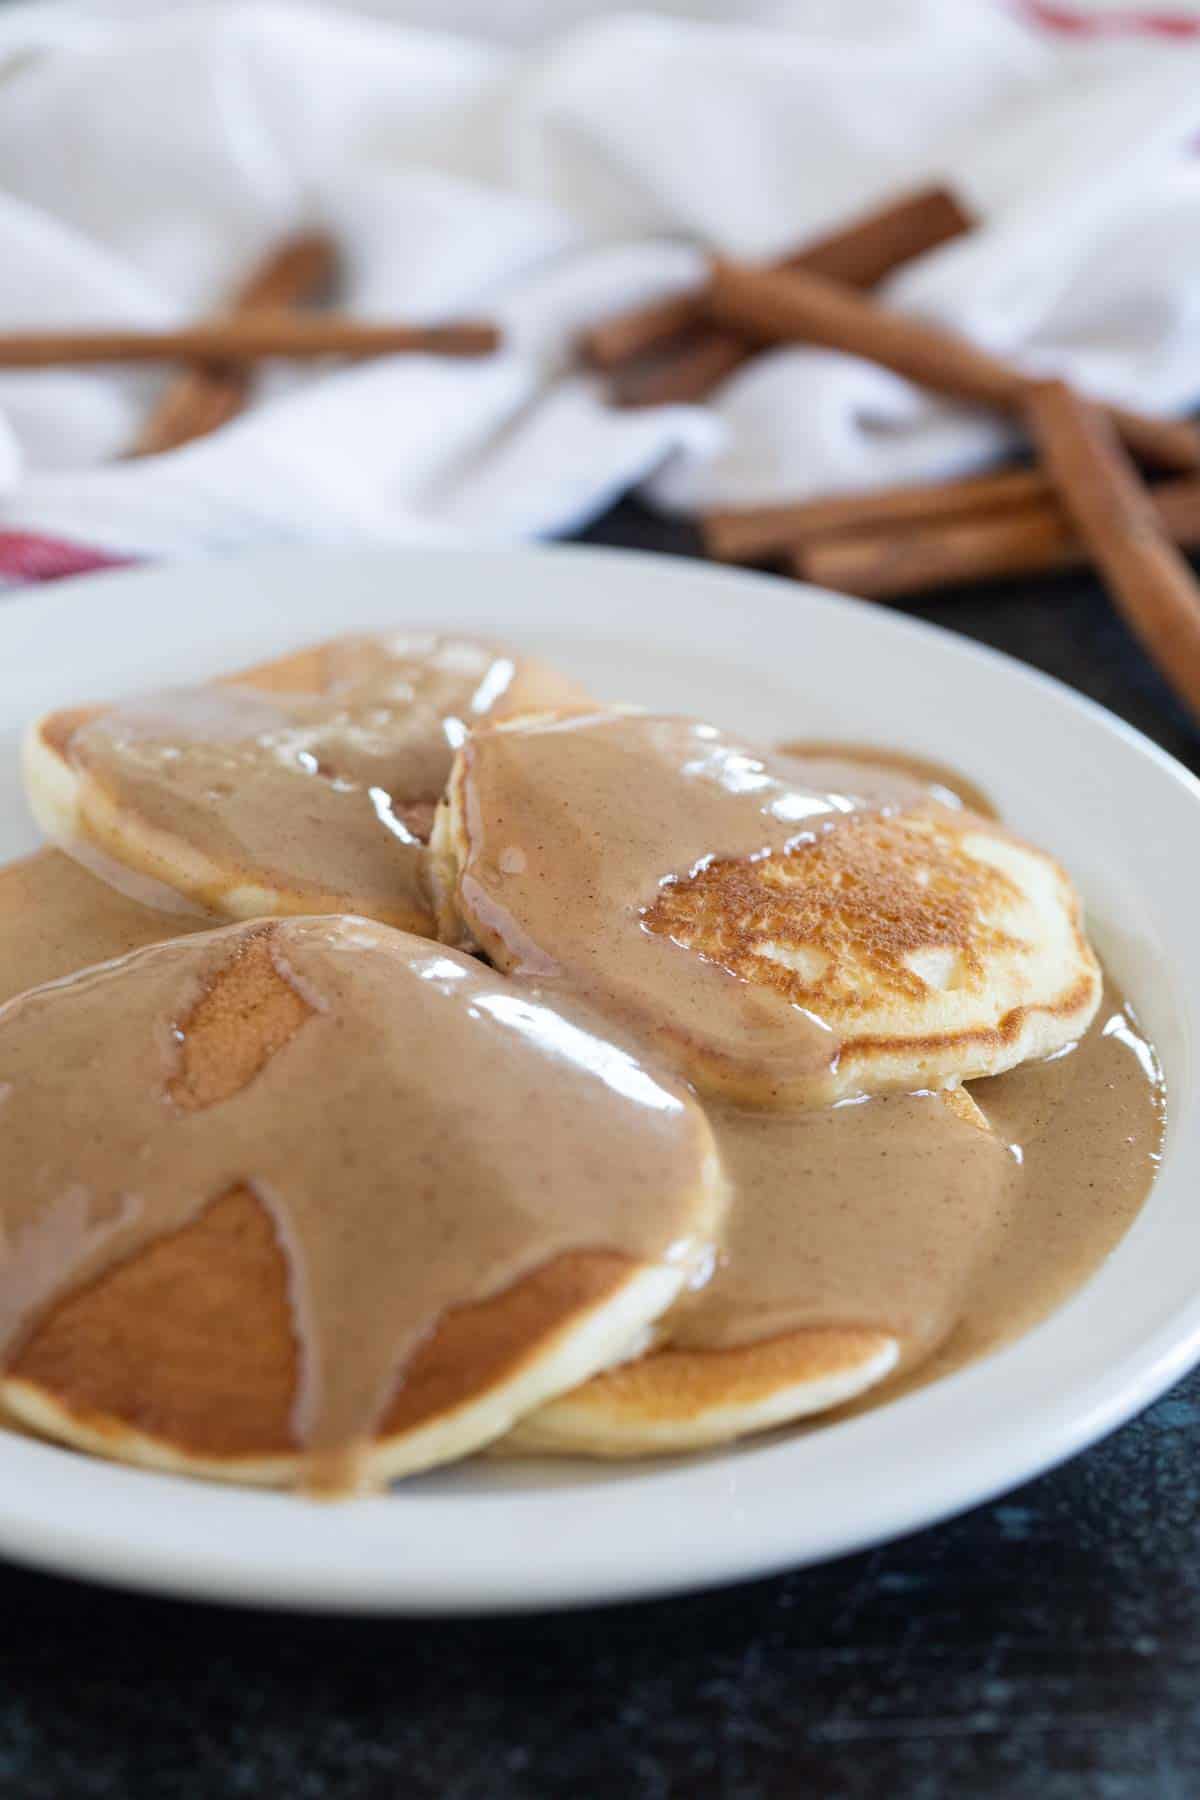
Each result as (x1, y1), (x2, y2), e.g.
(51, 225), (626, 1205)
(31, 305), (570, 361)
(0, 543), (1197, 1615)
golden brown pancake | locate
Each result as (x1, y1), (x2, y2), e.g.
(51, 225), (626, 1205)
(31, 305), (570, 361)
(0, 917), (722, 1490)
(502, 1328), (901, 1457)
(505, 1087), (1006, 1456)
(24, 632), (588, 937)
(434, 712), (1102, 1105)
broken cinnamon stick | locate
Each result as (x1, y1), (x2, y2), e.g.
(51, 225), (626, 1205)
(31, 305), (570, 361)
(582, 183), (972, 390)
(1025, 380), (1200, 719)
(130, 231), (338, 456)
(707, 259), (1200, 475)
(705, 465), (1049, 564)
(796, 473), (1200, 600)
(0, 316), (500, 369)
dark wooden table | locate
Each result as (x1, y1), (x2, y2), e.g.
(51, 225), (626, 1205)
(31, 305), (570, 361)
(3, 505), (1198, 1799)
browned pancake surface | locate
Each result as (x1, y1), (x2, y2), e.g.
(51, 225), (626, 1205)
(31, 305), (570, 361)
(643, 810), (1021, 1015)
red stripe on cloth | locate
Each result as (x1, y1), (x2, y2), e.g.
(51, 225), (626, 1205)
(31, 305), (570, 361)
(0, 532), (136, 586)
(1021, 2), (1200, 33)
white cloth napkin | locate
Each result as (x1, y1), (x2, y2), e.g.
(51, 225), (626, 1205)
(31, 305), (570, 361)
(1, 0), (1200, 562)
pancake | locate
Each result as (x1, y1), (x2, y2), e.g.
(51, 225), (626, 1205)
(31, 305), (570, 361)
(434, 712), (1101, 1105)
(0, 916), (722, 1490)
(502, 1329), (900, 1457)
(0, 851), (206, 1442)
(24, 632), (588, 937)
(504, 1087), (1005, 1456)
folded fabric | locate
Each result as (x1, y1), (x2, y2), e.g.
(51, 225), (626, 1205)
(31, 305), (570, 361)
(0, 0), (1198, 564)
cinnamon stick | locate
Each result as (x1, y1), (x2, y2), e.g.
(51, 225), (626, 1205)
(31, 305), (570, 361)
(585, 293), (708, 373)
(130, 231), (338, 457)
(705, 465), (1049, 564)
(582, 183), (972, 383)
(1025, 380), (1200, 719)
(707, 259), (1200, 475)
(796, 474), (1200, 600)
(0, 316), (500, 368)
(611, 329), (747, 409)
(788, 186), (974, 290)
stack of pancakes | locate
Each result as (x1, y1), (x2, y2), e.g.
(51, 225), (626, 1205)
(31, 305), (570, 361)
(0, 632), (1102, 1490)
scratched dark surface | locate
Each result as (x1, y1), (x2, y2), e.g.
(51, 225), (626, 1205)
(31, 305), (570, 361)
(2, 502), (1199, 1800)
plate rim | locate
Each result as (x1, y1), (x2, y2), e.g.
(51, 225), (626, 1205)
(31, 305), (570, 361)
(3, 538), (1199, 802)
